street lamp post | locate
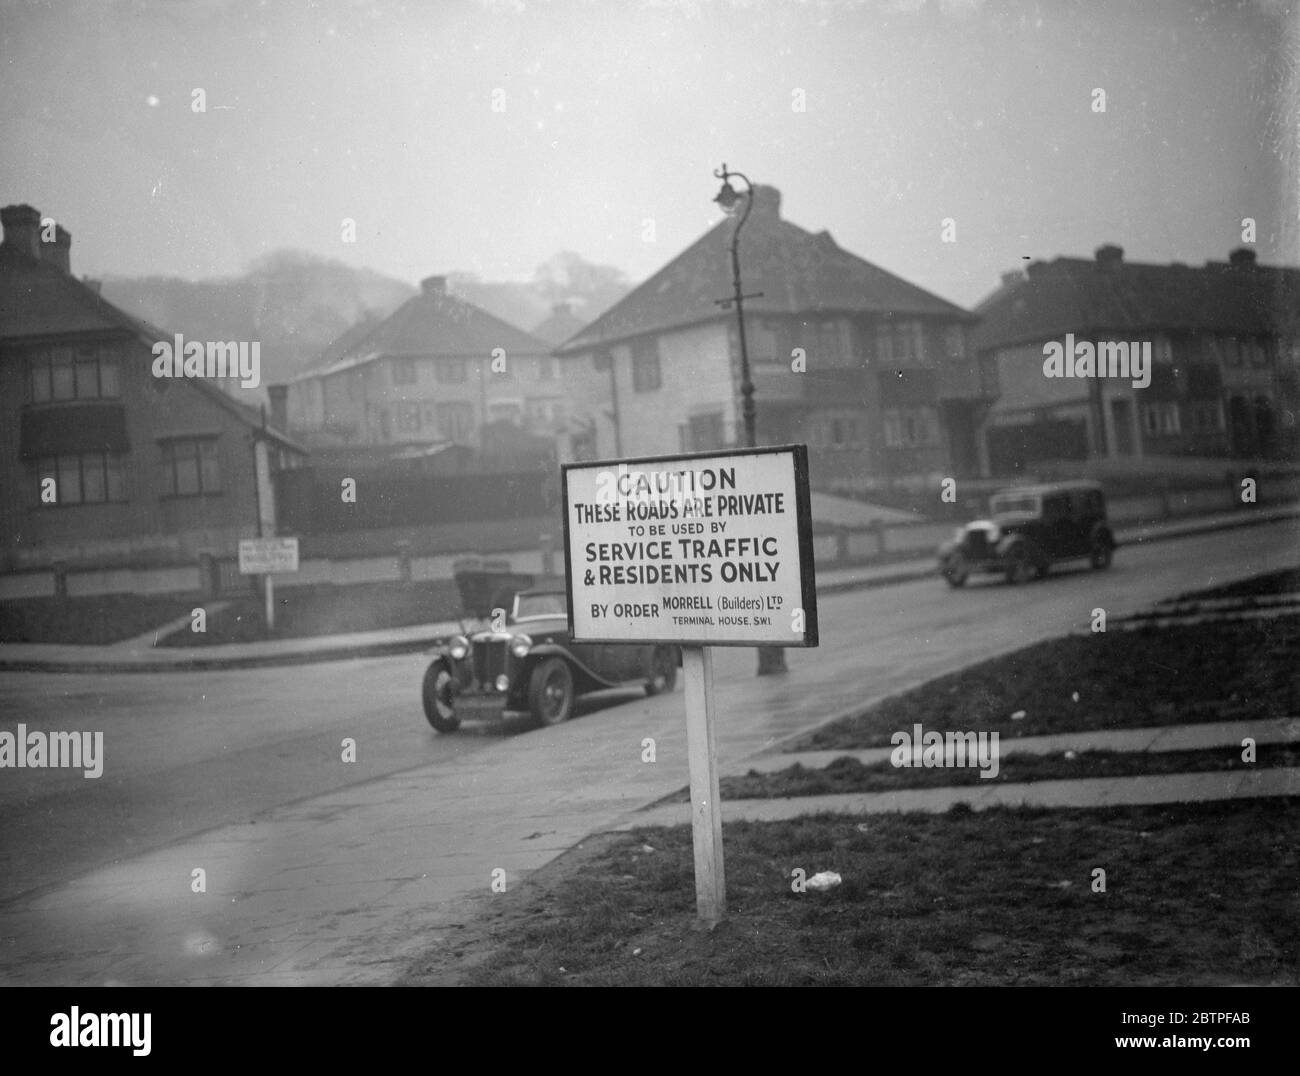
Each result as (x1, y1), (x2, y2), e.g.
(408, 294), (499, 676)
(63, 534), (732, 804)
(713, 163), (787, 676)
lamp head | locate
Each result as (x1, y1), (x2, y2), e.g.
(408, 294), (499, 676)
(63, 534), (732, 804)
(713, 179), (742, 216)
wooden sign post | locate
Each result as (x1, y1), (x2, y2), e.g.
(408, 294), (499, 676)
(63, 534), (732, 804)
(682, 645), (725, 922)
(561, 445), (818, 924)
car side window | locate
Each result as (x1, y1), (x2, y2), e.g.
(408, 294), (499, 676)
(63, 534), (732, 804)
(1043, 495), (1069, 522)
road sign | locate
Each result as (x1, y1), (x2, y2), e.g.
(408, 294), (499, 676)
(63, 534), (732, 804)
(560, 445), (818, 648)
(561, 445), (818, 925)
(238, 537), (299, 575)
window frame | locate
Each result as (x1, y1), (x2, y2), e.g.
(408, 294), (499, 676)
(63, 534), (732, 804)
(631, 338), (662, 393)
(34, 452), (128, 506)
(158, 437), (223, 498)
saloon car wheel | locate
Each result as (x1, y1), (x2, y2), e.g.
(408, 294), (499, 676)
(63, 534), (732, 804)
(529, 658), (574, 727)
(1090, 536), (1114, 570)
(1005, 548), (1035, 585)
(421, 663), (460, 733)
(645, 647), (679, 695)
(942, 553), (969, 588)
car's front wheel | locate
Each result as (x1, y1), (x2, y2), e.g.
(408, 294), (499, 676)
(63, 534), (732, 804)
(1005, 547), (1035, 585)
(529, 657), (575, 727)
(645, 646), (679, 695)
(942, 552), (969, 588)
(422, 662), (460, 733)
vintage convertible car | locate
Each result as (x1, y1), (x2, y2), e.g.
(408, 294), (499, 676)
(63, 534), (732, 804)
(937, 480), (1116, 587)
(421, 582), (681, 733)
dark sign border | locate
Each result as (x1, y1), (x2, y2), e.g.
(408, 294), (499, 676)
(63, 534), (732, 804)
(560, 444), (819, 648)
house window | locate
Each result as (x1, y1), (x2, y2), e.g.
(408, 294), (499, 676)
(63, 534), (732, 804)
(1188, 402), (1224, 433)
(687, 412), (725, 451)
(632, 338), (662, 392)
(882, 407), (939, 447)
(159, 439), (222, 497)
(395, 401), (421, 433)
(1142, 402), (1181, 436)
(488, 401), (522, 425)
(392, 358), (417, 384)
(1247, 337), (1269, 367)
(34, 453), (127, 506)
(1225, 336), (1243, 366)
(892, 321), (916, 363)
(537, 356), (558, 380)
(819, 321), (848, 366)
(436, 401), (475, 442)
(944, 324), (965, 361)
(883, 410), (903, 448)
(28, 345), (121, 402)
(437, 360), (468, 384)
(1154, 337), (1173, 365)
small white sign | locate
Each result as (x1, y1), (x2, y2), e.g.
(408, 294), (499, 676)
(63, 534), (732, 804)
(562, 446), (818, 647)
(238, 537), (299, 575)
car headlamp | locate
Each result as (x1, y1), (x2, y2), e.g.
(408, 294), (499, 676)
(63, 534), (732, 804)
(449, 635), (469, 660)
(510, 634), (532, 659)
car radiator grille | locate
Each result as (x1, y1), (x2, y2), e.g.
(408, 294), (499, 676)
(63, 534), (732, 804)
(472, 639), (509, 686)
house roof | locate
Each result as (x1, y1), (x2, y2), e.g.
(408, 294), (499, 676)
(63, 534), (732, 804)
(556, 186), (973, 354)
(971, 248), (1300, 353)
(303, 277), (551, 378)
(0, 239), (303, 453)
(531, 302), (587, 347)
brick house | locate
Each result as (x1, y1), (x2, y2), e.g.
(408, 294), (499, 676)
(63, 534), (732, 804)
(552, 186), (988, 489)
(0, 204), (305, 574)
(971, 245), (1300, 475)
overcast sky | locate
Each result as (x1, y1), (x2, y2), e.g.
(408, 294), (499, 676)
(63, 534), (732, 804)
(1, 0), (1295, 308)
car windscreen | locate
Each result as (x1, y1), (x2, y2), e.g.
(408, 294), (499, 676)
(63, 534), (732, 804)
(513, 592), (567, 620)
(990, 493), (1041, 518)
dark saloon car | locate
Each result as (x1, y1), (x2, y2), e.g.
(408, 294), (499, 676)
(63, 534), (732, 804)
(421, 584), (681, 733)
(938, 480), (1116, 587)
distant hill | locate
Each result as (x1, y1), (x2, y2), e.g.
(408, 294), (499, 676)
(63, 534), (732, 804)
(448, 251), (631, 339)
(100, 251), (416, 392)
(101, 248), (633, 393)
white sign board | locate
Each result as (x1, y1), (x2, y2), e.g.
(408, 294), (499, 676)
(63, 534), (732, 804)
(561, 445), (818, 647)
(238, 537), (300, 575)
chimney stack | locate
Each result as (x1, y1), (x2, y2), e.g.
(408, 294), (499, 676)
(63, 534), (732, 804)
(749, 185), (781, 218)
(421, 274), (447, 296)
(1228, 248), (1257, 270)
(1094, 244), (1124, 270)
(0, 205), (72, 272)
(1, 204), (42, 260)
(1001, 269), (1025, 287)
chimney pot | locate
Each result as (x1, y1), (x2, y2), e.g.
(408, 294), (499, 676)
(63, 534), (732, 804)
(1094, 244), (1124, 269)
(421, 275), (447, 295)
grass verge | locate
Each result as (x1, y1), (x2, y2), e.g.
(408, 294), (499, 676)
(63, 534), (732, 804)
(787, 617), (1300, 753)
(398, 798), (1299, 987)
(696, 745), (1298, 801)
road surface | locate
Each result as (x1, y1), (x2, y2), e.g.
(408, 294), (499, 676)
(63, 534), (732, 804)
(0, 519), (1294, 984)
